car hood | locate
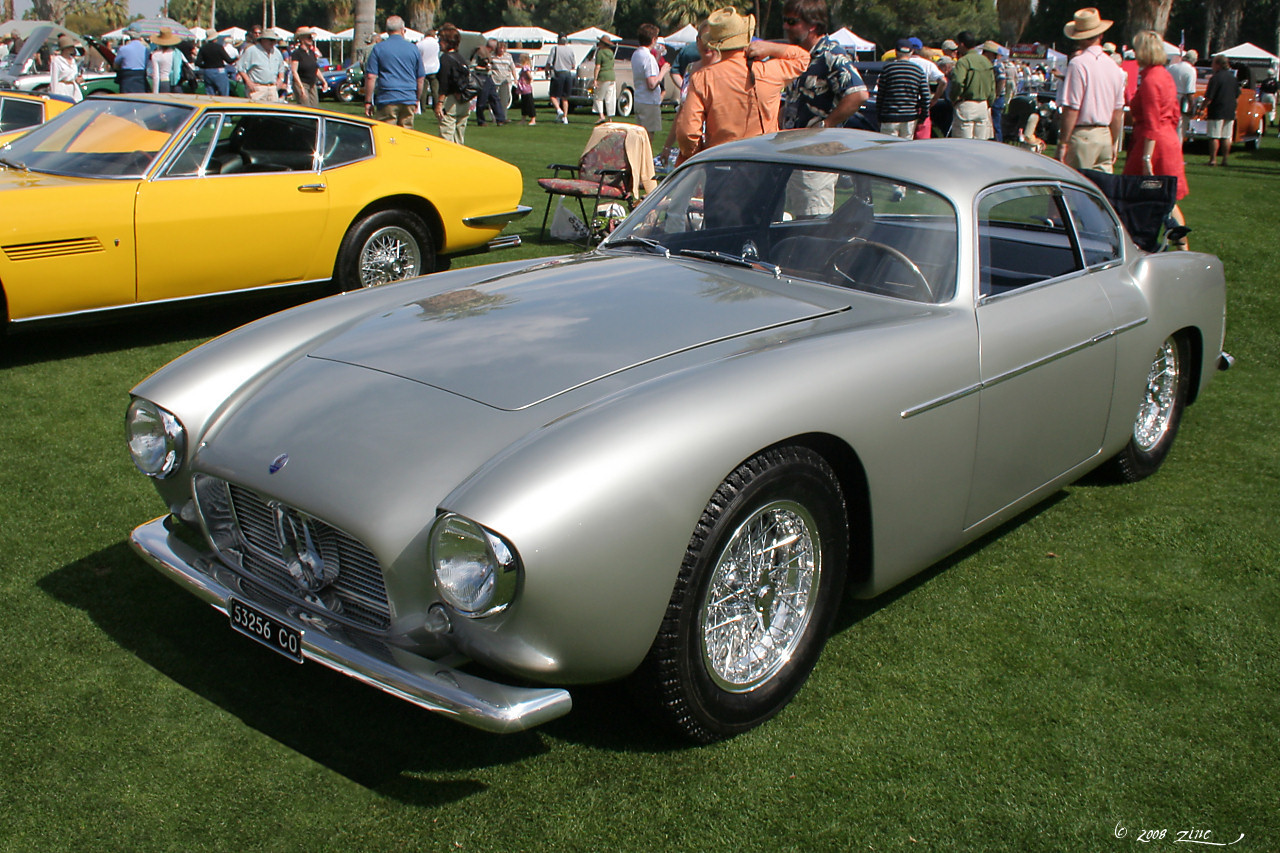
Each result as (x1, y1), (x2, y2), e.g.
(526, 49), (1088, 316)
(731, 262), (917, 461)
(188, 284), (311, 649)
(0, 169), (120, 192)
(309, 253), (847, 411)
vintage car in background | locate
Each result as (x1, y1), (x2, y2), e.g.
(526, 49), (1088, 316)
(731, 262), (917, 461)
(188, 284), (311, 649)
(0, 24), (118, 98)
(1187, 63), (1267, 147)
(571, 41), (681, 115)
(0, 94), (527, 332)
(0, 90), (75, 144)
(128, 131), (1228, 742)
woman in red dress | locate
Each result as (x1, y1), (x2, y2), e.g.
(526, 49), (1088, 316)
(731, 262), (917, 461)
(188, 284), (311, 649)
(1125, 30), (1189, 248)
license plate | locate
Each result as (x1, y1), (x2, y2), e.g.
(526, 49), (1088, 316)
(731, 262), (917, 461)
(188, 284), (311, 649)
(228, 598), (303, 663)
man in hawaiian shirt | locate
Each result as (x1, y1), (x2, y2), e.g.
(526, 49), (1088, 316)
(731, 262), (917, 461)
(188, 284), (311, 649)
(780, 0), (867, 216)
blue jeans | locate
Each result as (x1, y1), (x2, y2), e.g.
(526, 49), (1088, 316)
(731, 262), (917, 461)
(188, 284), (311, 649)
(201, 68), (230, 96)
(117, 69), (146, 93)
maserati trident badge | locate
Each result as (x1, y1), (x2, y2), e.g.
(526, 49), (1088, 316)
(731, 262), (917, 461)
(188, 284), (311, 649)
(271, 503), (338, 592)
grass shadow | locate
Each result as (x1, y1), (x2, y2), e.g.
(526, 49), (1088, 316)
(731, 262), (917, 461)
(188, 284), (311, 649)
(1, 287), (318, 369)
(38, 542), (550, 805)
(832, 491), (1069, 635)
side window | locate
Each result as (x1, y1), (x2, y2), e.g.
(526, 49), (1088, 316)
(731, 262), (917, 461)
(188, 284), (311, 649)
(978, 185), (1080, 296)
(1062, 187), (1122, 267)
(208, 113), (318, 174)
(321, 119), (373, 169)
(0, 98), (43, 132)
(163, 114), (221, 177)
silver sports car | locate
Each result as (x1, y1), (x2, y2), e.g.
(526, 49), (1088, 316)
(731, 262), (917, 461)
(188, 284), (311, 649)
(128, 131), (1229, 742)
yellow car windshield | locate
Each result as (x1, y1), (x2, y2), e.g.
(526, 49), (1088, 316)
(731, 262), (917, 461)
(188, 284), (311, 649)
(1, 99), (192, 178)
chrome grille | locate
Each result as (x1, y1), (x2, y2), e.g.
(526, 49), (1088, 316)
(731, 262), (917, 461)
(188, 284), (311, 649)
(201, 479), (391, 632)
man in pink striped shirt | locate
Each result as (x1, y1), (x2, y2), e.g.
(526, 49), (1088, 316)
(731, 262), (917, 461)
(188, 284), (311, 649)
(1055, 8), (1127, 172)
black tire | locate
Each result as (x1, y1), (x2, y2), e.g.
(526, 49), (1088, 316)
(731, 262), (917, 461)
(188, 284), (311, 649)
(617, 87), (634, 117)
(636, 446), (848, 742)
(333, 209), (435, 292)
(1105, 334), (1191, 483)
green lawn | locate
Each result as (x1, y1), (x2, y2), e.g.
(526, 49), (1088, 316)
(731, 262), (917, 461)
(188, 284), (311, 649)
(0, 114), (1276, 852)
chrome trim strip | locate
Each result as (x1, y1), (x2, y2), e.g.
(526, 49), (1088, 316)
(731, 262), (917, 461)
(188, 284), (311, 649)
(901, 316), (1148, 418)
(130, 515), (573, 734)
(9, 277), (330, 325)
(486, 234), (522, 251)
(464, 205), (533, 227)
(899, 382), (983, 419)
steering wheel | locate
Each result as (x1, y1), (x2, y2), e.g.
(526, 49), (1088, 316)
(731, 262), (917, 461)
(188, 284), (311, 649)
(827, 237), (934, 302)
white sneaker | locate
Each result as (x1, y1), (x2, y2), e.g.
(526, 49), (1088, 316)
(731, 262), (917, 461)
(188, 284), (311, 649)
(560, 115), (569, 124)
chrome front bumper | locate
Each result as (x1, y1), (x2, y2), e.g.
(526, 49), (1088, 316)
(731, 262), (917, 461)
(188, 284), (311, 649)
(129, 515), (572, 734)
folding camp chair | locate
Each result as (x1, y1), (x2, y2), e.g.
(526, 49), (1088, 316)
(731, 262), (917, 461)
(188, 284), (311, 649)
(537, 126), (633, 245)
(1080, 169), (1190, 252)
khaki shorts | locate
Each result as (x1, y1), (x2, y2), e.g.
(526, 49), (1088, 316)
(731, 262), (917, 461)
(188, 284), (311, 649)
(1064, 125), (1115, 173)
(635, 103), (662, 135)
(1206, 119), (1234, 140)
(880, 120), (916, 139)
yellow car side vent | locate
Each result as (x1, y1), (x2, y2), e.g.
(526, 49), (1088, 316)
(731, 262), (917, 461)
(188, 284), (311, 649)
(3, 237), (104, 262)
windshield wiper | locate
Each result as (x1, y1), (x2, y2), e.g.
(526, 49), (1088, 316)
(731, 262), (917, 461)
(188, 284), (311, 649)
(601, 235), (669, 257)
(0, 157), (26, 171)
(676, 249), (781, 278)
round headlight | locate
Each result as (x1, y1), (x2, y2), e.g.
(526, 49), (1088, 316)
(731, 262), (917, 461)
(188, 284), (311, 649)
(429, 513), (520, 616)
(126, 398), (186, 479)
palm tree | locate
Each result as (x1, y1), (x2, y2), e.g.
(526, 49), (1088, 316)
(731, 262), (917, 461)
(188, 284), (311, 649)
(1126, 0), (1174, 39)
(656, 0), (718, 29)
(405, 0), (441, 32)
(597, 0), (618, 30)
(354, 0), (375, 58)
(996, 0), (1031, 45)
(30, 0), (73, 24)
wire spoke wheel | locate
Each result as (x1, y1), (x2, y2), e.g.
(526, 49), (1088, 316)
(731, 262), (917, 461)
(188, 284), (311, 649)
(1133, 336), (1181, 452)
(700, 500), (820, 692)
(358, 225), (422, 287)
(1105, 334), (1190, 483)
(636, 446), (848, 742)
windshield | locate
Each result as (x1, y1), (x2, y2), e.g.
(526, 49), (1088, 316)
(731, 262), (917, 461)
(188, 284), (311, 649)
(604, 160), (959, 303)
(0, 99), (192, 178)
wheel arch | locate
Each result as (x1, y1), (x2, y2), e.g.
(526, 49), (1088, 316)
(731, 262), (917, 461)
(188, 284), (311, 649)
(767, 432), (873, 588)
(1175, 324), (1205, 406)
(341, 194), (446, 264)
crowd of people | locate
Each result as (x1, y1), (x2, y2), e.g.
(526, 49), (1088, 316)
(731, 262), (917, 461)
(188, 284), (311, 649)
(18, 2), (1271, 218)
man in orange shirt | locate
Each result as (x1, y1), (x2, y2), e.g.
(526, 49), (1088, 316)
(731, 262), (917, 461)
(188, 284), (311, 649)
(673, 8), (809, 164)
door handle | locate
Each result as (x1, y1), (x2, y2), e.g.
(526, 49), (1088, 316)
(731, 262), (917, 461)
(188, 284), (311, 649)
(297, 183), (326, 193)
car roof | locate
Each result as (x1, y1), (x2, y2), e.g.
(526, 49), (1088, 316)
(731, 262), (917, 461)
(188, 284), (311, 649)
(695, 129), (1097, 201)
(86, 92), (382, 124)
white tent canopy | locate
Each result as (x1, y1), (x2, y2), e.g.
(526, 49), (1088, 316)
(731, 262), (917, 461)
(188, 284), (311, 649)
(663, 23), (698, 46)
(484, 26), (558, 44)
(308, 27), (339, 42)
(1216, 42), (1280, 64)
(830, 27), (874, 53)
(332, 27), (424, 43)
(567, 27), (618, 44)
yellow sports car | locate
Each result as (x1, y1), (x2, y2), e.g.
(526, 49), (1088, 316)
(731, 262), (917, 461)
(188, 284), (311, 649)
(0, 91), (76, 145)
(0, 94), (528, 330)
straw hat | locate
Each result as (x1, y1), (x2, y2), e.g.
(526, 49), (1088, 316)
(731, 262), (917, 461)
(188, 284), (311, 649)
(1063, 8), (1113, 41)
(56, 34), (81, 51)
(703, 7), (755, 51)
(981, 40), (1002, 54)
(152, 26), (182, 47)
(295, 26), (313, 39)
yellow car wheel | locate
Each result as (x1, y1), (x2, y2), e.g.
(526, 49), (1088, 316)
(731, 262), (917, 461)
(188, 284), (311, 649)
(334, 209), (435, 291)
